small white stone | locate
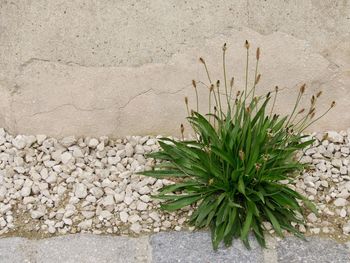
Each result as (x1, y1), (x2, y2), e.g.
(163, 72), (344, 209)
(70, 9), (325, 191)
(12, 135), (27, 149)
(100, 210), (112, 220)
(307, 213), (318, 223)
(31, 210), (45, 219)
(124, 196), (133, 205)
(331, 159), (342, 168)
(88, 138), (99, 148)
(61, 152), (73, 164)
(119, 211), (128, 223)
(78, 219), (92, 230)
(327, 131), (343, 143)
(130, 222), (141, 234)
(60, 136), (76, 147)
(149, 211), (160, 222)
(128, 214), (141, 223)
(20, 187), (31, 197)
(136, 201), (148, 211)
(102, 195), (115, 206)
(334, 198), (348, 207)
(138, 186), (151, 195)
(74, 184), (88, 199)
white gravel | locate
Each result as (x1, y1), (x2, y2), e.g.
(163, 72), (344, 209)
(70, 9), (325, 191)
(0, 127), (350, 240)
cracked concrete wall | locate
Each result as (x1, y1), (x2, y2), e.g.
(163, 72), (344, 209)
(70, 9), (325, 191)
(0, 0), (349, 137)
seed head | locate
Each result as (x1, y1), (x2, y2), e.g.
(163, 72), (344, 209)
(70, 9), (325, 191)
(184, 97), (188, 105)
(256, 47), (260, 60)
(222, 43), (227, 51)
(297, 108), (305, 114)
(331, 101), (336, 107)
(244, 40), (250, 49)
(255, 74), (261, 84)
(216, 80), (220, 87)
(191, 110), (195, 116)
(230, 77), (234, 87)
(210, 84), (214, 92)
(214, 106), (217, 112)
(310, 112), (315, 119)
(246, 106), (250, 113)
(192, 79), (197, 88)
(311, 95), (315, 105)
(275, 86), (279, 92)
(300, 84), (306, 94)
(316, 91), (322, 98)
(236, 90), (241, 97)
(199, 57), (205, 64)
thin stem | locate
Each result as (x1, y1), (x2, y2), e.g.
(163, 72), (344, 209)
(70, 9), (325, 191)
(216, 81), (223, 119)
(286, 90), (303, 127)
(269, 87), (278, 118)
(192, 80), (199, 112)
(222, 43), (230, 109)
(301, 106), (333, 132)
(200, 58), (212, 84)
(244, 48), (249, 101)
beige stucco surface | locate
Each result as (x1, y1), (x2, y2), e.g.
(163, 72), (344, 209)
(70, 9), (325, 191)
(0, 0), (349, 137)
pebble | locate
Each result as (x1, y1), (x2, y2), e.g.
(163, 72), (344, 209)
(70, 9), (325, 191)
(75, 184), (88, 199)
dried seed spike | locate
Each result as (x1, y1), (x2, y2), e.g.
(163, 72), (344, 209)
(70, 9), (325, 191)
(190, 109), (195, 116)
(297, 108), (305, 114)
(309, 107), (315, 114)
(256, 47), (260, 60)
(222, 43), (227, 51)
(180, 124), (185, 140)
(311, 95), (315, 104)
(255, 74), (261, 84)
(210, 84), (214, 92)
(310, 112), (315, 119)
(244, 40), (250, 49)
(230, 77), (234, 87)
(316, 91), (322, 98)
(236, 90), (241, 97)
(275, 86), (279, 92)
(199, 57), (205, 64)
(184, 97), (188, 105)
(266, 92), (271, 98)
(192, 79), (197, 88)
(216, 80), (220, 87)
(300, 84), (306, 94)
(331, 101), (336, 107)
(213, 106), (217, 112)
(246, 106), (250, 113)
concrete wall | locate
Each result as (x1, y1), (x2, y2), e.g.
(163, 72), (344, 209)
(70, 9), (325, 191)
(0, 0), (349, 137)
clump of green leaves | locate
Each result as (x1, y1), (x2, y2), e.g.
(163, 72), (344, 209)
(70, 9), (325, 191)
(140, 41), (334, 250)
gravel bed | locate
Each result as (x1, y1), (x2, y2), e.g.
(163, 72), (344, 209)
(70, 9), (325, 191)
(0, 128), (350, 241)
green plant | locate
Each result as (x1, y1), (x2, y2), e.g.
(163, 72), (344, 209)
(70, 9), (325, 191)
(140, 41), (335, 250)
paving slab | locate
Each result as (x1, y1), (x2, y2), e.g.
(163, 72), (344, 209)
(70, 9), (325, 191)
(276, 237), (350, 263)
(0, 237), (33, 263)
(150, 231), (264, 263)
(0, 234), (150, 263)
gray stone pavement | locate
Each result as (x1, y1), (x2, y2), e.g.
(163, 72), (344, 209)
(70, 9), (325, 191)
(0, 232), (349, 263)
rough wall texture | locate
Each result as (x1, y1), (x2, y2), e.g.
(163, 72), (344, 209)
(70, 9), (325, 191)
(0, 0), (349, 137)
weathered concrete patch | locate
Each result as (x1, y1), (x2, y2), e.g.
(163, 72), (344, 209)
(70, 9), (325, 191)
(276, 237), (350, 263)
(150, 231), (264, 263)
(0, 234), (150, 263)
